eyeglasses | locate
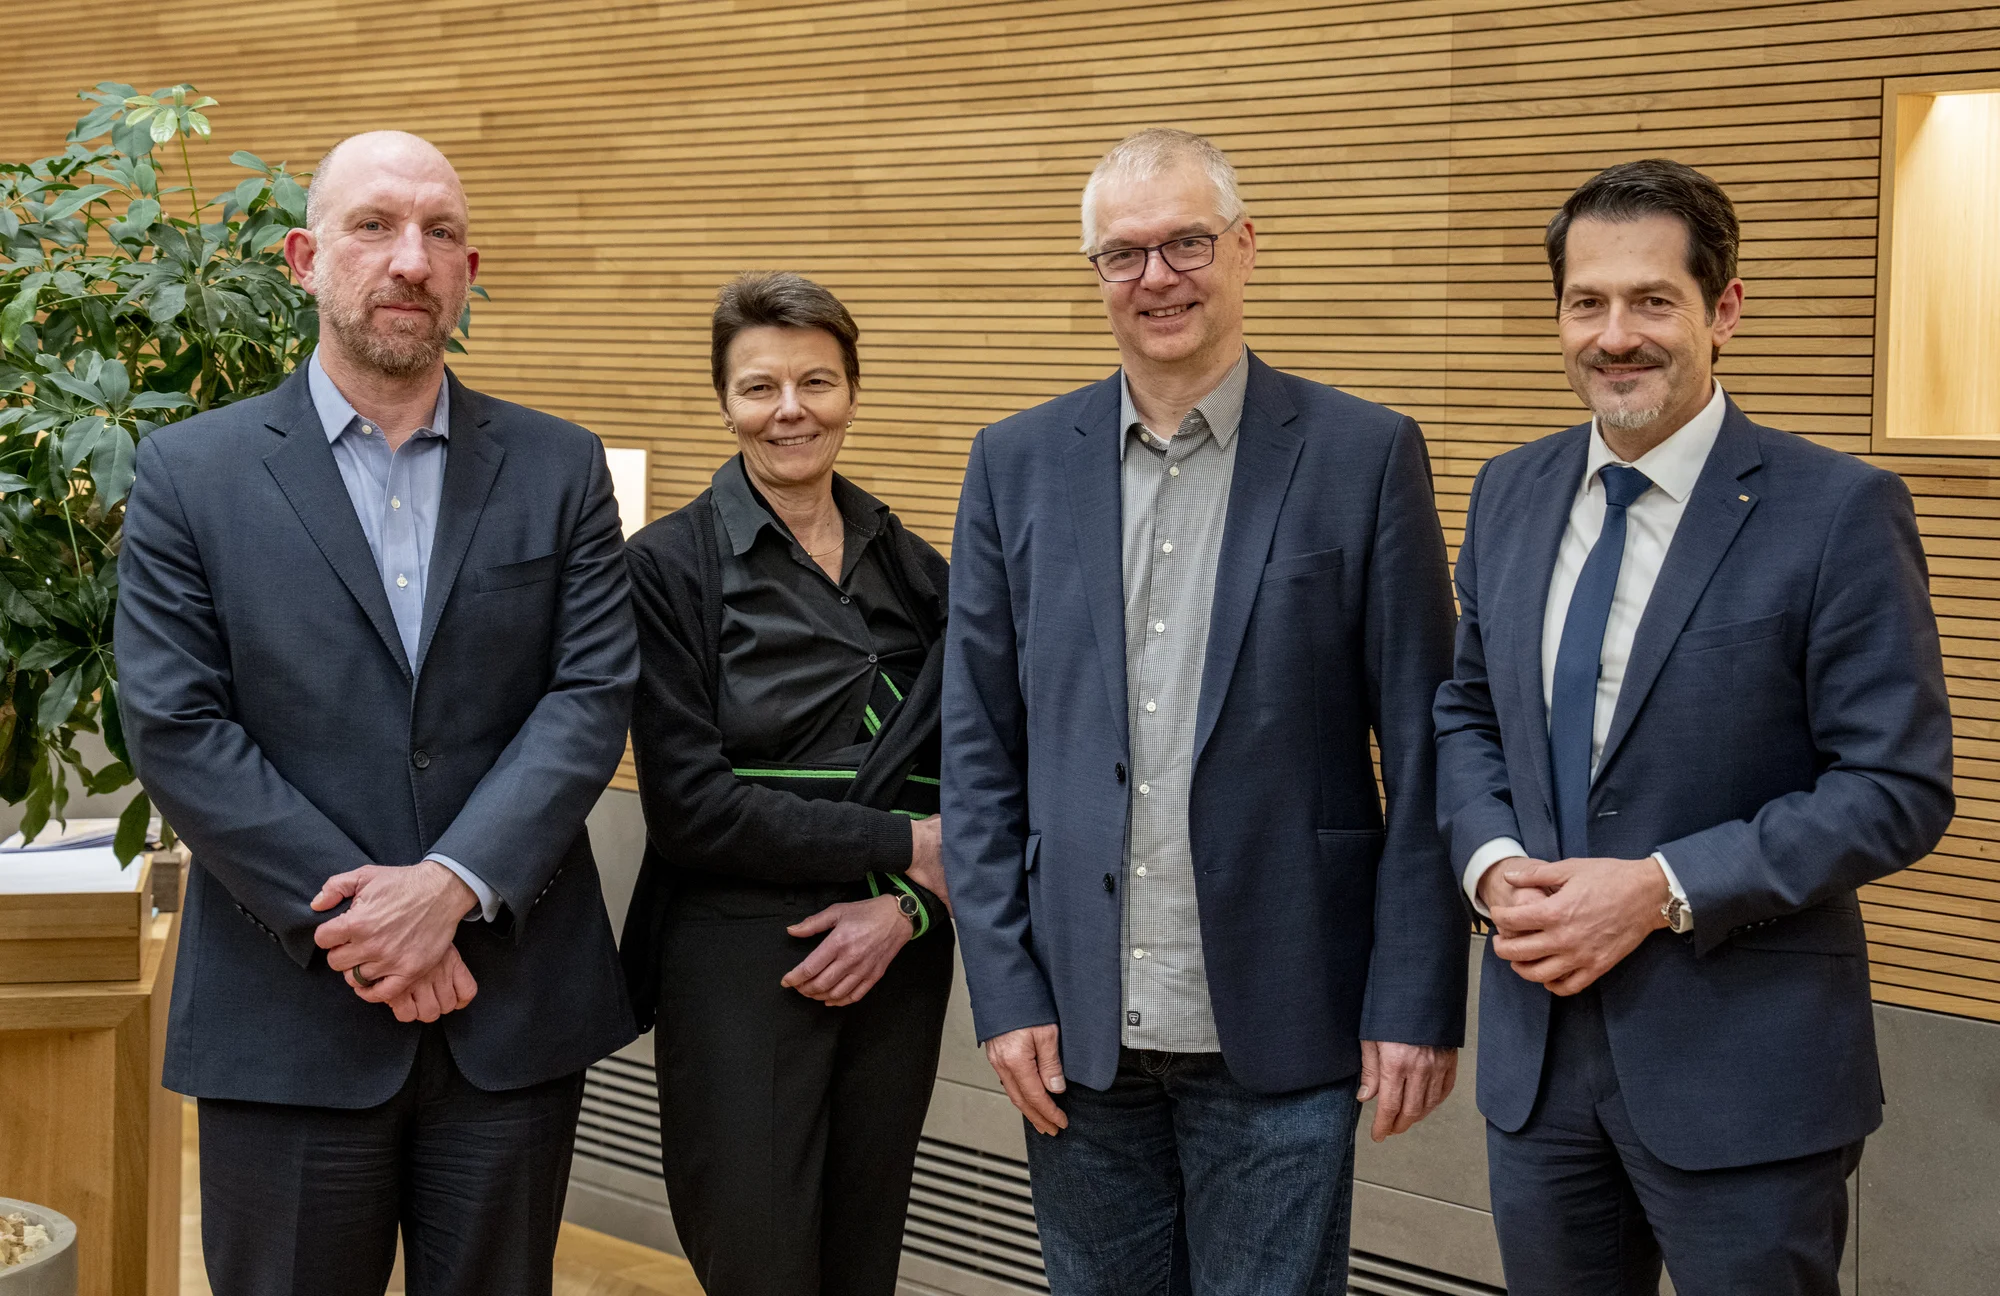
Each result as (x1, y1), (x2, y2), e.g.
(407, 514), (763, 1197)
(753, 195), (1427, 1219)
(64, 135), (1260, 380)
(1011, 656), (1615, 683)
(1085, 217), (1241, 283)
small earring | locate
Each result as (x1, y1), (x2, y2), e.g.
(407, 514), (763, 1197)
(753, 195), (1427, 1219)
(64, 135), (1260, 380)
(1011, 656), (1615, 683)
(845, 420), (854, 431)
(724, 421), (736, 434)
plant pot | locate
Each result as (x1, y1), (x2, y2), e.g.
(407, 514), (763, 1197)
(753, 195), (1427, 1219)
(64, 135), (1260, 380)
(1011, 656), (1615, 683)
(0, 1199), (76, 1296)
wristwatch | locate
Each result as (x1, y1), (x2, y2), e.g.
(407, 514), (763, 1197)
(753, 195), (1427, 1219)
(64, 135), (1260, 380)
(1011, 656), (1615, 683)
(1661, 892), (1694, 936)
(894, 891), (922, 937)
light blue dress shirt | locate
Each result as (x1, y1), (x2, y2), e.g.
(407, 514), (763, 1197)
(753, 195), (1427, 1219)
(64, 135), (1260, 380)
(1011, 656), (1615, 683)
(306, 351), (498, 921)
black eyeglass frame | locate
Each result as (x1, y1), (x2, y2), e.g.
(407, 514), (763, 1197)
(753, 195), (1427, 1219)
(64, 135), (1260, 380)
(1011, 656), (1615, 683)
(1084, 216), (1243, 283)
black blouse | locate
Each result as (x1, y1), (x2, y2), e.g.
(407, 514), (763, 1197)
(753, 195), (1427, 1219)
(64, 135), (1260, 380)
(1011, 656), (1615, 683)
(710, 457), (926, 766)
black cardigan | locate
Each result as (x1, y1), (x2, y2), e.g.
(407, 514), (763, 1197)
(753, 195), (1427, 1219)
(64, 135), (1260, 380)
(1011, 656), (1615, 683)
(617, 484), (951, 1030)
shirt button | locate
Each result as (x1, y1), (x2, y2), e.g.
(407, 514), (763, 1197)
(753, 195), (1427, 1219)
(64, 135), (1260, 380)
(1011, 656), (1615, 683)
(1145, 700), (1157, 713)
(391, 497), (402, 510)
(1161, 542), (1173, 554)
(1169, 465), (1180, 477)
(1138, 782), (1150, 795)
(1136, 865), (1148, 877)
(867, 653), (878, 664)
(1132, 948), (1147, 960)
(396, 574), (409, 588)
(840, 596), (851, 605)
(1153, 621), (1165, 634)
(361, 424), (375, 436)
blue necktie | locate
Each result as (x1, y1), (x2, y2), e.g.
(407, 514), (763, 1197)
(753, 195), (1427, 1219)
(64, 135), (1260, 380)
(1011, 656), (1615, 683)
(1549, 464), (1653, 859)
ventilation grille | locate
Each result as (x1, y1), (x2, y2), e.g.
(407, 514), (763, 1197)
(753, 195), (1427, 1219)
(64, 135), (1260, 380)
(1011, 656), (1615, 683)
(576, 1053), (663, 1178)
(1351, 1252), (1507, 1296)
(903, 1136), (1049, 1291)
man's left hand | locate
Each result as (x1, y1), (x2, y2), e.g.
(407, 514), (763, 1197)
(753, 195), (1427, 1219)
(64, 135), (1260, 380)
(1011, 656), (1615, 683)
(1357, 1041), (1458, 1142)
(1488, 856), (1669, 996)
(311, 861), (478, 1003)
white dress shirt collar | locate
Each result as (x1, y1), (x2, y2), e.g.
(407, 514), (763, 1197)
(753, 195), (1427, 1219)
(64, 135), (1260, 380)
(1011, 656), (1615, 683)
(1583, 381), (1726, 505)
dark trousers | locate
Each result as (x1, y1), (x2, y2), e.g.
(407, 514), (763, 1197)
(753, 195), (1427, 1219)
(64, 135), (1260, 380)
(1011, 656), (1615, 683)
(654, 878), (955, 1296)
(1023, 1048), (1363, 1296)
(1488, 986), (1860, 1296)
(196, 1024), (586, 1296)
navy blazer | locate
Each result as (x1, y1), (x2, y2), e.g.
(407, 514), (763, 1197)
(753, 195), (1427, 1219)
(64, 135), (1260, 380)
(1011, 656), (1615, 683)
(943, 354), (1466, 1095)
(117, 366), (638, 1107)
(1434, 400), (1954, 1171)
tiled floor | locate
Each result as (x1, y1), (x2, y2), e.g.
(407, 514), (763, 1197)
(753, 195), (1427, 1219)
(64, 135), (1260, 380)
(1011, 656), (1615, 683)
(179, 1102), (705, 1295)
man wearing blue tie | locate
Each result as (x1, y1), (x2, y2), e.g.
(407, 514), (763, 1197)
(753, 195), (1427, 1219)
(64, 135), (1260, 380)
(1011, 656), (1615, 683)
(1434, 159), (1955, 1294)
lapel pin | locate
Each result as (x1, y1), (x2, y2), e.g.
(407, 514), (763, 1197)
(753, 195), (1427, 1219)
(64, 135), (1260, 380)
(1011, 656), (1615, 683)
(1738, 494), (1749, 502)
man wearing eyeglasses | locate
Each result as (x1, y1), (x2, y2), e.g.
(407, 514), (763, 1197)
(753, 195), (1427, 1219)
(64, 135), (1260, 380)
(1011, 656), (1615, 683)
(942, 128), (1467, 1293)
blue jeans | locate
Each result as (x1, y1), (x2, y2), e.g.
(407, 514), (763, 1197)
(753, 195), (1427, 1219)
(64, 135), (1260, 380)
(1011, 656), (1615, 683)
(1022, 1048), (1361, 1296)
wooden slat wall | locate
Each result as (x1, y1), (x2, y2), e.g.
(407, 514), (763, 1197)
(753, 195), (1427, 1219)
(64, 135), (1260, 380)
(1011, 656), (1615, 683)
(7, 0), (1998, 1021)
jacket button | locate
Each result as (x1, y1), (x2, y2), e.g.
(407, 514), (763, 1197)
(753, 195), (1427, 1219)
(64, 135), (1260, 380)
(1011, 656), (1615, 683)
(1115, 762), (1126, 784)
(412, 750), (431, 770)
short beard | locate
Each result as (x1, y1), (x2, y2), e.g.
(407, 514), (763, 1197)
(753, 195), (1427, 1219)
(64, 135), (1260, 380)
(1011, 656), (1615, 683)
(1596, 402), (1665, 432)
(320, 280), (464, 380)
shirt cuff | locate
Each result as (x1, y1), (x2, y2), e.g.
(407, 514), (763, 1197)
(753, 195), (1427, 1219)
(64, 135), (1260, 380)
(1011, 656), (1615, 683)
(1652, 850), (1689, 914)
(428, 854), (499, 922)
(1463, 837), (1528, 919)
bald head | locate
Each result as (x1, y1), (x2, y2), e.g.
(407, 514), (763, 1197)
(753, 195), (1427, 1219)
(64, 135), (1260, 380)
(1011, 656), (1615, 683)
(305, 131), (466, 232)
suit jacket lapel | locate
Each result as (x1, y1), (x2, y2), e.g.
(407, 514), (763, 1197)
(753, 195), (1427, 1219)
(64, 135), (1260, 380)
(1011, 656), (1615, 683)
(1194, 356), (1302, 763)
(414, 373), (505, 677)
(261, 369), (413, 680)
(1596, 402), (1763, 778)
(1064, 373), (1130, 737)
(1512, 429), (1590, 828)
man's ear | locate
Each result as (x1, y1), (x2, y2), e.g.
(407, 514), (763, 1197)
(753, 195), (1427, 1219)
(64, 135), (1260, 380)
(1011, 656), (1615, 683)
(283, 227), (320, 294)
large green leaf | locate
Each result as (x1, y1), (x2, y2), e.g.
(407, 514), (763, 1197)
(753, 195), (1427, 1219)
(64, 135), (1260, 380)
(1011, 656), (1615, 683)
(0, 269), (50, 351)
(36, 666), (82, 730)
(113, 788), (151, 865)
(89, 423), (136, 507)
(59, 415), (107, 471)
(271, 173), (307, 222)
(13, 638), (77, 672)
(40, 184), (113, 223)
(146, 280), (186, 324)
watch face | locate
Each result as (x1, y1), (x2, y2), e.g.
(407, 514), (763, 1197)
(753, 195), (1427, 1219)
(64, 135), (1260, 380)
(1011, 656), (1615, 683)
(898, 894), (920, 918)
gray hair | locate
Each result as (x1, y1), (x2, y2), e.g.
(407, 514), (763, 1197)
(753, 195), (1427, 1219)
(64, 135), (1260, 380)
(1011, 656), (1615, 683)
(1080, 127), (1246, 252)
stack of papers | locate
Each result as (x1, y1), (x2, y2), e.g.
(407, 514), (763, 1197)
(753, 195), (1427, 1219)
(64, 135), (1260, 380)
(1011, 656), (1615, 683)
(0, 819), (141, 894)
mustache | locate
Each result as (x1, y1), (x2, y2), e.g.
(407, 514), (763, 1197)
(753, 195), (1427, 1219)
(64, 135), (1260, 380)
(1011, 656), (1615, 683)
(367, 284), (445, 316)
(1582, 346), (1671, 371)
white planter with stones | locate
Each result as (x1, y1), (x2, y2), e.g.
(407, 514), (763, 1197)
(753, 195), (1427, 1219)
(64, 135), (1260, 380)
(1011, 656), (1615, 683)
(0, 1200), (75, 1296)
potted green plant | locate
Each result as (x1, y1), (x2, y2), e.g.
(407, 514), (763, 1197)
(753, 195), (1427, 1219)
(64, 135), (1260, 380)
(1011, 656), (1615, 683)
(0, 84), (483, 863)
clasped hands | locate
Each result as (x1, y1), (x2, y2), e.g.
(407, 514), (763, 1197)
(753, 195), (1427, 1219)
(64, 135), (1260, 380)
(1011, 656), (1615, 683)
(311, 860), (480, 1024)
(1482, 854), (1672, 996)
(780, 815), (950, 1008)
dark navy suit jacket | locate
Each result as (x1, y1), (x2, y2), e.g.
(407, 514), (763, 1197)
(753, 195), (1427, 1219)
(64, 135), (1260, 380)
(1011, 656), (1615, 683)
(116, 366), (638, 1107)
(1434, 400), (1954, 1170)
(943, 354), (1466, 1095)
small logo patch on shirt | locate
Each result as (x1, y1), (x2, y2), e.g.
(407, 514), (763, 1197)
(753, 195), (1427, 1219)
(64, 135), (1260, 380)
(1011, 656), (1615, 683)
(1127, 1011), (1141, 1027)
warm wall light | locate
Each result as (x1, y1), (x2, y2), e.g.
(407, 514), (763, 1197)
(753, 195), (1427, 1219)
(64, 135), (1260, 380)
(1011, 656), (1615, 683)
(1876, 76), (2000, 453)
(605, 446), (649, 537)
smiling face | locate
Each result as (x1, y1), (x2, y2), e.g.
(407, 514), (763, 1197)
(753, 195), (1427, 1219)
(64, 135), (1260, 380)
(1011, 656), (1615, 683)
(1557, 213), (1742, 449)
(722, 325), (856, 495)
(284, 132), (477, 380)
(1087, 167), (1256, 375)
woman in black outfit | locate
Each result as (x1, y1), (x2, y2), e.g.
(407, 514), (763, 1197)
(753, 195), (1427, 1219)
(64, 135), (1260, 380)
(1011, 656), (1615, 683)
(619, 271), (954, 1296)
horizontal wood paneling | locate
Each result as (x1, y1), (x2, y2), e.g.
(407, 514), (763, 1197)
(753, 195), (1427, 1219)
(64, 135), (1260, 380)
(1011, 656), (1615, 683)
(7, 0), (1999, 1020)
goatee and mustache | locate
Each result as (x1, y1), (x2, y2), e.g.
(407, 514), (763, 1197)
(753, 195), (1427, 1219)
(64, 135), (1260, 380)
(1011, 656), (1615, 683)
(320, 280), (465, 379)
(1577, 343), (1672, 431)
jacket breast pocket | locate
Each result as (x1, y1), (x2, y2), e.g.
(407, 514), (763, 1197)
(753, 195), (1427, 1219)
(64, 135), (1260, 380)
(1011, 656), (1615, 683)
(475, 552), (560, 593)
(1675, 611), (1784, 654)
(1261, 547), (1343, 585)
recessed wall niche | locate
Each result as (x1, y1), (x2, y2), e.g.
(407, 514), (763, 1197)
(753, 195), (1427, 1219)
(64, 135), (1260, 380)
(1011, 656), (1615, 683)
(1875, 75), (2000, 454)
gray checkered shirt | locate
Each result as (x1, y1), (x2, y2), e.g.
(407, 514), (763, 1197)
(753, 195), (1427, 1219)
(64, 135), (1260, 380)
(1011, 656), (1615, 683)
(1117, 349), (1249, 1052)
